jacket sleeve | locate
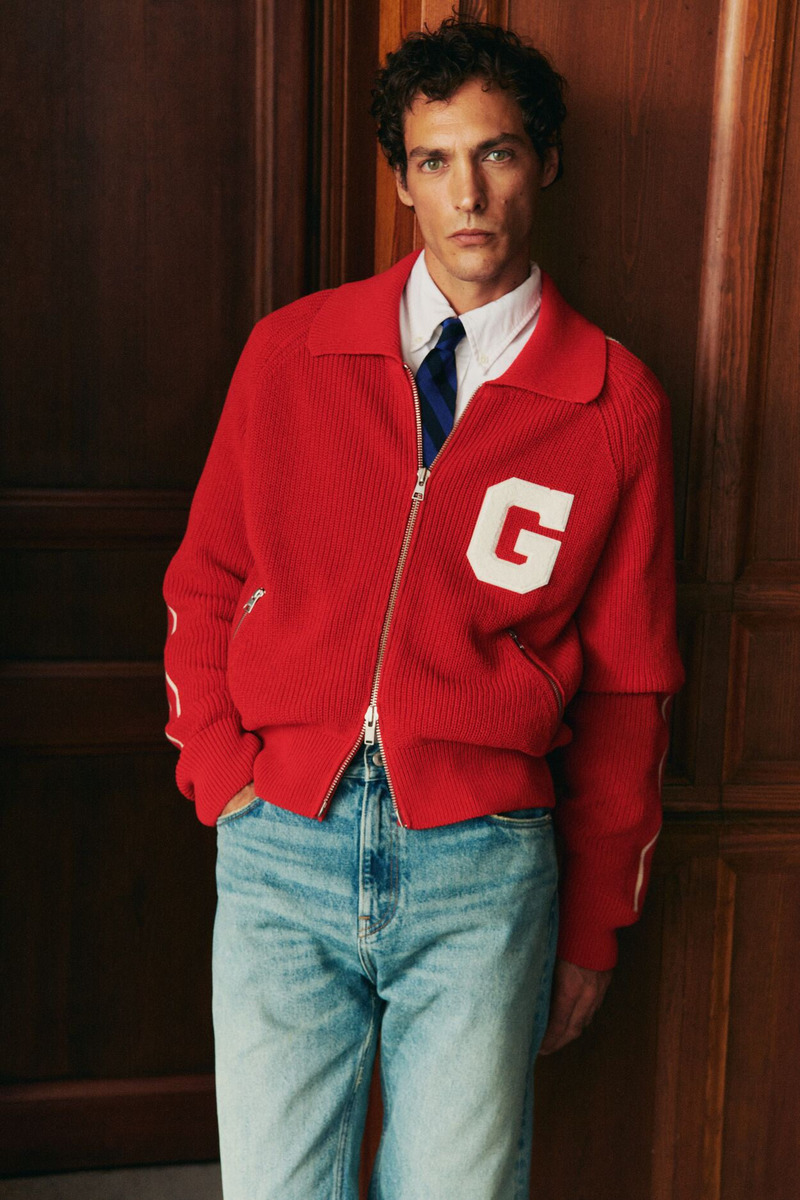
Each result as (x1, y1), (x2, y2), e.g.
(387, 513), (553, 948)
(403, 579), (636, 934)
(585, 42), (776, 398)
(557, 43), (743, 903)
(162, 325), (265, 826)
(554, 362), (685, 970)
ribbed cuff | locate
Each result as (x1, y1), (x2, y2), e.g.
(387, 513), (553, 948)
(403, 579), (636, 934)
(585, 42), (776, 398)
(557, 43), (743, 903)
(556, 868), (620, 970)
(175, 719), (262, 826)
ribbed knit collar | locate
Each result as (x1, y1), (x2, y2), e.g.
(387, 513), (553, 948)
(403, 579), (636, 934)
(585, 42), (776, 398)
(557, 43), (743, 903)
(307, 250), (607, 405)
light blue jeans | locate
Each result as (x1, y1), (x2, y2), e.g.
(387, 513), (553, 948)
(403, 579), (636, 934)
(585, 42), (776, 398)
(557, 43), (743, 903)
(212, 742), (558, 1200)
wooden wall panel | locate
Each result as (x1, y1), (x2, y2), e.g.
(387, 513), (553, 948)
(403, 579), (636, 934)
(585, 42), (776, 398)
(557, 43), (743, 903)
(0, 754), (216, 1082)
(0, 0), (256, 492)
(724, 616), (800, 789)
(0, 0), (319, 1174)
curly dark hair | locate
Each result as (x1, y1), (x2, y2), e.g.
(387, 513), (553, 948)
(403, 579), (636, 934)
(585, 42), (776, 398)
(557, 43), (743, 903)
(371, 17), (567, 185)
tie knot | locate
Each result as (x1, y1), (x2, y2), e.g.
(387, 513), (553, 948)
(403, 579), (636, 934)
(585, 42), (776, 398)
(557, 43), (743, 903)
(437, 317), (466, 350)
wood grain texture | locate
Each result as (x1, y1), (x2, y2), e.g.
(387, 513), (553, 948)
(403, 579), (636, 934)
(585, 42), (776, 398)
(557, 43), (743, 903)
(0, 0), (256, 492)
(0, 0), (273, 1173)
(0, 490), (189, 549)
(0, 1076), (216, 1173)
(0, 662), (168, 750)
(724, 615), (800, 789)
(750, 0), (800, 563)
(314, 0), (380, 288)
(686, 0), (781, 582)
(718, 826), (800, 1197)
(254, 0), (315, 315)
(0, 754), (216, 1104)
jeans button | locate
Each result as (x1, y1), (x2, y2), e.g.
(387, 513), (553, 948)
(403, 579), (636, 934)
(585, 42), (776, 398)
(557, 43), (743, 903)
(372, 750), (383, 766)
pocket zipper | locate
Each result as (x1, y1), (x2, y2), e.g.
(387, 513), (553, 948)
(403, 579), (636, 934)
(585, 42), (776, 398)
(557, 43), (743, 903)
(233, 588), (266, 638)
(506, 628), (565, 721)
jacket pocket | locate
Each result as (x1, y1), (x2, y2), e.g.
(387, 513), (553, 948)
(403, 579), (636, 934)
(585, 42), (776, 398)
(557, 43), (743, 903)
(506, 628), (565, 722)
(232, 587), (266, 639)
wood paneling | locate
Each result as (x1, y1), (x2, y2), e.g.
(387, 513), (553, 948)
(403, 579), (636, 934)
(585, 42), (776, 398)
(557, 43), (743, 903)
(0, 1), (256, 492)
(0, 664), (166, 750)
(724, 615), (800, 788)
(0, 0), (318, 1174)
(0, 1076), (216, 1174)
(0, 754), (215, 1084)
(313, 0), (380, 289)
(254, 0), (314, 316)
(0, 490), (190, 551)
(530, 821), (800, 1200)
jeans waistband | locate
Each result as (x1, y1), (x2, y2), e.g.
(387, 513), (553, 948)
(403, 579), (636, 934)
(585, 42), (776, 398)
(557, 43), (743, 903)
(341, 740), (386, 785)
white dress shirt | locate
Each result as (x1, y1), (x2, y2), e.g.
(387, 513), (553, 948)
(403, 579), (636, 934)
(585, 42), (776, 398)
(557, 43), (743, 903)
(399, 251), (543, 425)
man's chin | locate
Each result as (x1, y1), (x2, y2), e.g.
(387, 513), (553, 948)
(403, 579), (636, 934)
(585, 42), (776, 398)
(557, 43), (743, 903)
(436, 248), (507, 285)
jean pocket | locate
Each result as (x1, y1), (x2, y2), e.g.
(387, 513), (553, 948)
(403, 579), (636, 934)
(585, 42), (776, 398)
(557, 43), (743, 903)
(215, 796), (263, 827)
(487, 806), (552, 826)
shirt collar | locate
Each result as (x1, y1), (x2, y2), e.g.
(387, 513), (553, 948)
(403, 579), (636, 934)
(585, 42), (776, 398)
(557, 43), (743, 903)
(404, 252), (542, 376)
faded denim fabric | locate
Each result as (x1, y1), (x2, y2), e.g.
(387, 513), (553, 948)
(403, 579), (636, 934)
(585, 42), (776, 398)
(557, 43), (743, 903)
(212, 743), (558, 1200)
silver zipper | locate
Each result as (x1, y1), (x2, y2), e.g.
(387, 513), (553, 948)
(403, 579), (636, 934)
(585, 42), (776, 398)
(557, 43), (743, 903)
(232, 588), (266, 638)
(317, 366), (431, 825)
(317, 370), (487, 825)
(507, 628), (564, 721)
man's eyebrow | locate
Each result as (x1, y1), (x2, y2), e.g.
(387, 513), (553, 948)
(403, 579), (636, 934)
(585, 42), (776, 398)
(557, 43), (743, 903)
(407, 133), (527, 160)
(408, 145), (447, 160)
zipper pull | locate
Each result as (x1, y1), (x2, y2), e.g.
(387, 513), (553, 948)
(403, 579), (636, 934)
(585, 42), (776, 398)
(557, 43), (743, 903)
(244, 588), (266, 613)
(363, 703), (378, 745)
(412, 467), (430, 501)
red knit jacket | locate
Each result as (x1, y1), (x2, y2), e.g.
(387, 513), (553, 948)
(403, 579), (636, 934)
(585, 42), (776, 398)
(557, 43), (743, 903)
(163, 251), (684, 971)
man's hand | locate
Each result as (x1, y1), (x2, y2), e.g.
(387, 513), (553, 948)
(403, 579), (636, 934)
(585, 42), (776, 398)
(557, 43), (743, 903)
(538, 958), (612, 1054)
(218, 781), (257, 819)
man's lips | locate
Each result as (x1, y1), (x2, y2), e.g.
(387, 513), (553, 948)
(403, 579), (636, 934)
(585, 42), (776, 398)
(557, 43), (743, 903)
(450, 229), (494, 244)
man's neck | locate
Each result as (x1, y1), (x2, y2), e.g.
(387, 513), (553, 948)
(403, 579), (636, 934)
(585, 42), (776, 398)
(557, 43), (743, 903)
(423, 248), (532, 315)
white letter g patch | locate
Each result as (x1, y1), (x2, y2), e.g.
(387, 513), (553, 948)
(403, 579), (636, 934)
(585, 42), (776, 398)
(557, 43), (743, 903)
(466, 477), (574, 594)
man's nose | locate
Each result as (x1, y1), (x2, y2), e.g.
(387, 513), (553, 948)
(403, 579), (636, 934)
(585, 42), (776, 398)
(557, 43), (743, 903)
(450, 159), (485, 212)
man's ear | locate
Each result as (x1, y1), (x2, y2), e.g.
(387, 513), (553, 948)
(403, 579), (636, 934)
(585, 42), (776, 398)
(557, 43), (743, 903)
(394, 165), (415, 209)
(540, 146), (560, 189)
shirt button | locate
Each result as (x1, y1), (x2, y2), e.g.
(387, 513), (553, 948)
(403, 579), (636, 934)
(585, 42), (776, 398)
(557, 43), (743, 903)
(372, 750), (383, 767)
(479, 353), (489, 366)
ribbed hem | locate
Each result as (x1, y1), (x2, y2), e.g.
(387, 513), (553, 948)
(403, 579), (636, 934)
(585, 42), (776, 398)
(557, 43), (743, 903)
(176, 720), (262, 826)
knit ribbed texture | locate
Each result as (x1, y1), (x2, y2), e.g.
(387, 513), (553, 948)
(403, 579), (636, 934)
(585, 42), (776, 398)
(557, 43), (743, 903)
(163, 252), (684, 971)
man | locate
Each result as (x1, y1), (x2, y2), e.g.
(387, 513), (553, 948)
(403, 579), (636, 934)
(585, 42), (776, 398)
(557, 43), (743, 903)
(163, 18), (684, 1200)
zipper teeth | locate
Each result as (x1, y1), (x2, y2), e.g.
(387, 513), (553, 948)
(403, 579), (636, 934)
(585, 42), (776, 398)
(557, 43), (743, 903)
(378, 369), (482, 827)
(407, 364), (424, 464)
(317, 369), (482, 827)
(507, 628), (564, 720)
(367, 489), (421, 712)
(356, 365), (425, 827)
(376, 725), (404, 826)
(316, 736), (363, 819)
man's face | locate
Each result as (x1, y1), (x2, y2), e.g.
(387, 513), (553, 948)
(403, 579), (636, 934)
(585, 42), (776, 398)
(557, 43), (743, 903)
(395, 78), (558, 312)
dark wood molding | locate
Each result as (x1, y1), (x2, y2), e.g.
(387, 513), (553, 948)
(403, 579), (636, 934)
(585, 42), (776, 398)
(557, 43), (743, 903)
(0, 490), (190, 549)
(0, 1075), (217, 1175)
(0, 662), (169, 752)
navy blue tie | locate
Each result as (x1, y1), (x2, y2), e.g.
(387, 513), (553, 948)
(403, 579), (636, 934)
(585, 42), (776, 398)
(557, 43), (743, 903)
(416, 317), (466, 467)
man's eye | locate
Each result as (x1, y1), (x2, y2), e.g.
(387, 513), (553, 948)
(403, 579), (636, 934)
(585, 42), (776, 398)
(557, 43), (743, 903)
(420, 158), (443, 172)
(486, 149), (512, 162)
